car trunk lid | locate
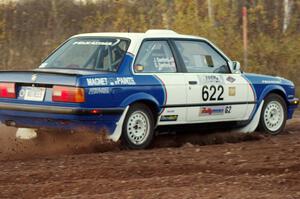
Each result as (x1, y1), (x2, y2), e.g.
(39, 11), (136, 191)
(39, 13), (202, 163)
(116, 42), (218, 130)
(0, 69), (105, 104)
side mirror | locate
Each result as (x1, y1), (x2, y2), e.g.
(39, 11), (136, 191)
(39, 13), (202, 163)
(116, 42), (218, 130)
(231, 61), (241, 73)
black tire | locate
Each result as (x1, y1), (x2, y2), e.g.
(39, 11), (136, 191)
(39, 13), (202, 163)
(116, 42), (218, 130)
(121, 103), (155, 149)
(258, 93), (287, 135)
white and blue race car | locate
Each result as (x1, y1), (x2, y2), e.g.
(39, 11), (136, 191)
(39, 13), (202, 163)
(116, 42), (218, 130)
(0, 30), (298, 149)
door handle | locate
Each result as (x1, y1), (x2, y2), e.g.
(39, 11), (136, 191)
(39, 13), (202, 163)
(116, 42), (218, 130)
(188, 81), (198, 85)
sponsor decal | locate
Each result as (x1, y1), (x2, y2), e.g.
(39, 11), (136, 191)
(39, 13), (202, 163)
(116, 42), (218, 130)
(198, 75), (224, 84)
(86, 77), (136, 86)
(88, 87), (110, 95)
(226, 76), (236, 83)
(199, 106), (225, 116)
(87, 78), (108, 86)
(225, 105), (232, 114)
(228, 87), (236, 96)
(110, 77), (136, 86)
(166, 109), (175, 113)
(154, 57), (176, 69)
(199, 106), (232, 116)
(160, 115), (178, 122)
(262, 80), (281, 84)
(73, 41), (113, 46)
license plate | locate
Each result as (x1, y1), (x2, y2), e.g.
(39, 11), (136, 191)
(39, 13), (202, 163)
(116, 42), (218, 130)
(24, 87), (46, 101)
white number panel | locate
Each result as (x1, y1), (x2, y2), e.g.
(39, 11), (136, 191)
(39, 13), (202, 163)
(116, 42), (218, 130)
(185, 73), (255, 123)
(155, 73), (256, 126)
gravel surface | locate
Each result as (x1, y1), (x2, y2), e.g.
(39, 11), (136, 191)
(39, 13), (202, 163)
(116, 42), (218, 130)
(0, 111), (299, 199)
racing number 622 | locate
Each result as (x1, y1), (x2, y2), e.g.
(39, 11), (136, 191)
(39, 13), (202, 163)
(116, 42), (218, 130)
(202, 85), (224, 101)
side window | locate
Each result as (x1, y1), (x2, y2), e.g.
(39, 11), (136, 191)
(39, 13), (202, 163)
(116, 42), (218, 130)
(134, 40), (177, 73)
(174, 40), (229, 73)
(100, 40), (128, 71)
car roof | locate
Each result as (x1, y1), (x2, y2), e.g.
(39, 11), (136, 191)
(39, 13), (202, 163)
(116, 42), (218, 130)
(70, 29), (231, 61)
(71, 29), (206, 41)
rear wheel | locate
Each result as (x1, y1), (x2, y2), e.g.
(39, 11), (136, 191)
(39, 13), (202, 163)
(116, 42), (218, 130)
(121, 103), (155, 149)
(258, 94), (287, 135)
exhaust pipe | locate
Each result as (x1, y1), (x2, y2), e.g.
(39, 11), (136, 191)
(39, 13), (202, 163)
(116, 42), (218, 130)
(4, 120), (37, 140)
(5, 120), (17, 127)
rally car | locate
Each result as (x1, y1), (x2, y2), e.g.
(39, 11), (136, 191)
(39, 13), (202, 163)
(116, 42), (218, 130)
(0, 30), (298, 149)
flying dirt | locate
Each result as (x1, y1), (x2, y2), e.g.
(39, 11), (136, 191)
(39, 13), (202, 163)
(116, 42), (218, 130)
(0, 111), (299, 198)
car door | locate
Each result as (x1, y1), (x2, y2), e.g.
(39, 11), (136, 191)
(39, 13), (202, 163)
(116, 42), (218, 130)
(172, 39), (254, 123)
(133, 39), (187, 125)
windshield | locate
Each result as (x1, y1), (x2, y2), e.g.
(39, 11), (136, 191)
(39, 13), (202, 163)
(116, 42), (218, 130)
(41, 37), (130, 72)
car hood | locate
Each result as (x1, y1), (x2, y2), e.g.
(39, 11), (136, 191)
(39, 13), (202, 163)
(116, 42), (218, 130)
(244, 73), (294, 86)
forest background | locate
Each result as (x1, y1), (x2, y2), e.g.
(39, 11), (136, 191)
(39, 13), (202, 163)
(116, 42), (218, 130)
(0, 0), (299, 96)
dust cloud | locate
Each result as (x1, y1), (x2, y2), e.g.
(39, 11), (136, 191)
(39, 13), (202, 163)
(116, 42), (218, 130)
(0, 125), (265, 161)
(0, 110), (298, 160)
(0, 125), (119, 161)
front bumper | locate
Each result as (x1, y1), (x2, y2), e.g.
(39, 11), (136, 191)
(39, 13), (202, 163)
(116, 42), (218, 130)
(0, 102), (124, 115)
(287, 98), (298, 119)
(289, 98), (299, 106)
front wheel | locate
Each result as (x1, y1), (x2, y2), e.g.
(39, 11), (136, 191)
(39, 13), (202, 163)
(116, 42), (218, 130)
(258, 94), (287, 135)
(121, 103), (155, 149)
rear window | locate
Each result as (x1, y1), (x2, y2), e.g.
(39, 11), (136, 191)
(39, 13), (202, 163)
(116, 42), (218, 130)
(41, 37), (130, 72)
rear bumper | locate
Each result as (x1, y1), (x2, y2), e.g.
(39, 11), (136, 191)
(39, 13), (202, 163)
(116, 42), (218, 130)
(0, 102), (124, 115)
(0, 102), (124, 133)
(0, 114), (118, 133)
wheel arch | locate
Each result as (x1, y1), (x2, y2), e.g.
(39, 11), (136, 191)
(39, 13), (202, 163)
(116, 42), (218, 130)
(257, 89), (288, 135)
(120, 92), (161, 123)
(267, 90), (289, 105)
(241, 86), (289, 134)
(259, 85), (289, 106)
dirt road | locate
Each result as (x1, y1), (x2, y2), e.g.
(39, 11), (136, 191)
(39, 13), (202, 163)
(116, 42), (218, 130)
(0, 112), (299, 199)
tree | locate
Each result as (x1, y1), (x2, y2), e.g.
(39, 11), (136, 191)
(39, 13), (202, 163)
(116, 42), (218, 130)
(283, 0), (292, 33)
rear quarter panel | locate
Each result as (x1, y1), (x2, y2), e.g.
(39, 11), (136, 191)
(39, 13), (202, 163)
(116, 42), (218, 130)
(78, 74), (165, 110)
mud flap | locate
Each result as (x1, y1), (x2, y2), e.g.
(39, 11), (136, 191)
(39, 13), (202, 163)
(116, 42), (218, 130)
(108, 106), (129, 142)
(16, 128), (37, 140)
(238, 100), (264, 133)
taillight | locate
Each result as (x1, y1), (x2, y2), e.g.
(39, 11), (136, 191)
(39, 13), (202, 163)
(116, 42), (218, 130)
(0, 82), (16, 98)
(52, 86), (85, 103)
